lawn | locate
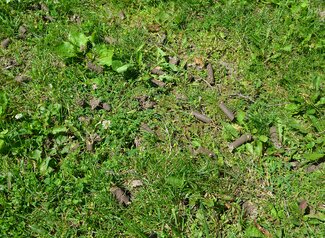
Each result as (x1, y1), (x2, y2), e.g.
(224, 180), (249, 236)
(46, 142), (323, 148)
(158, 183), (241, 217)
(0, 0), (324, 237)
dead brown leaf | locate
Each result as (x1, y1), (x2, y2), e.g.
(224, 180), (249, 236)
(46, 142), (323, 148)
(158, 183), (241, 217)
(193, 56), (205, 69)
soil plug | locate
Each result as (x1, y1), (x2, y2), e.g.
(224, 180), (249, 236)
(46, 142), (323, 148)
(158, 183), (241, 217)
(86, 140), (93, 152)
(43, 15), (54, 22)
(102, 103), (111, 111)
(110, 186), (131, 206)
(195, 147), (216, 158)
(40, 3), (49, 12)
(87, 62), (103, 73)
(118, 11), (126, 20)
(18, 26), (27, 38)
(147, 24), (161, 33)
(151, 66), (165, 75)
(140, 123), (155, 134)
(15, 75), (31, 83)
(130, 180), (143, 188)
(151, 78), (166, 87)
(192, 111), (212, 123)
(270, 126), (281, 149)
(89, 97), (100, 110)
(206, 63), (215, 86)
(169, 56), (179, 65)
(229, 134), (252, 152)
(219, 102), (235, 121)
(1, 38), (10, 49)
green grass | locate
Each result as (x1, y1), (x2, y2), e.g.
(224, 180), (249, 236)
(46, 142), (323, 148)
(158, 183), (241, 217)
(0, 0), (324, 237)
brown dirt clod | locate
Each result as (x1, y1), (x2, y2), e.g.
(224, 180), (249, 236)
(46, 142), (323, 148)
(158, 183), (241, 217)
(169, 56), (180, 65)
(18, 26), (27, 38)
(87, 62), (103, 73)
(151, 66), (165, 75)
(136, 95), (156, 110)
(89, 98), (101, 110)
(1, 38), (10, 49)
(102, 103), (111, 111)
(15, 75), (31, 83)
(86, 140), (93, 152)
(110, 186), (131, 206)
(130, 180), (143, 188)
(118, 11), (126, 20)
(242, 201), (258, 219)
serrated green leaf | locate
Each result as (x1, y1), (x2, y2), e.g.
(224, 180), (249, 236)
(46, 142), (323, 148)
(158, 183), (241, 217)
(282, 45), (292, 52)
(68, 32), (89, 50)
(52, 126), (67, 135)
(309, 115), (325, 132)
(96, 46), (114, 66)
(236, 110), (246, 124)
(285, 103), (301, 114)
(315, 97), (325, 106)
(304, 153), (324, 162)
(0, 139), (4, 151)
(0, 92), (8, 116)
(259, 135), (268, 142)
(304, 213), (325, 222)
(40, 157), (52, 176)
(57, 41), (77, 58)
(166, 176), (184, 188)
(115, 64), (131, 73)
(31, 150), (42, 160)
(245, 225), (263, 237)
(112, 60), (123, 71)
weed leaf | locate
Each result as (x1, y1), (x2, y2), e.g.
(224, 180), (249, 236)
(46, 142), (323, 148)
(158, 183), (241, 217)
(68, 32), (89, 50)
(57, 41), (77, 58)
(96, 46), (114, 66)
